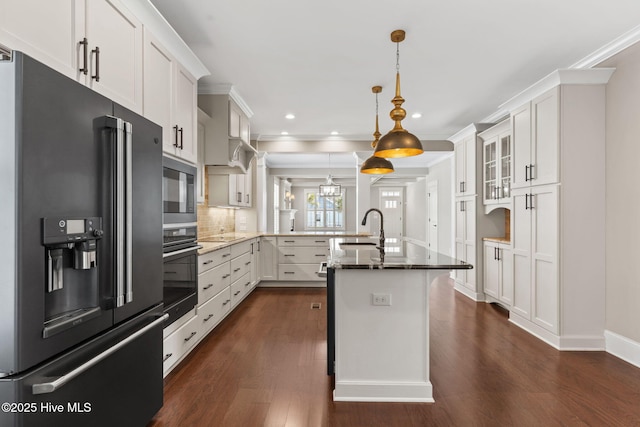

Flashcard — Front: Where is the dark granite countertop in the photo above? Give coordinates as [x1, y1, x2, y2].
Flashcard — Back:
[327, 237, 473, 270]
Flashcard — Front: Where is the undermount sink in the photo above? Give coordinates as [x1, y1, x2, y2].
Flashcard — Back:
[339, 242, 379, 250]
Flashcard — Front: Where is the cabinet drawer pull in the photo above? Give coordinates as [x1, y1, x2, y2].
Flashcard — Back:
[163, 353, 173, 363]
[222, 274, 231, 279]
[203, 284, 213, 290]
[222, 299, 230, 306]
[179, 127, 184, 149]
[222, 253, 231, 258]
[91, 46, 100, 81]
[245, 261, 251, 266]
[284, 240, 295, 243]
[315, 240, 327, 243]
[184, 331, 197, 342]
[203, 314, 214, 322]
[173, 125, 180, 148]
[245, 282, 250, 287]
[79, 38, 88, 75]
[315, 254, 326, 257]
[284, 271, 295, 275]
[234, 290, 241, 296]
[203, 260, 213, 265]
[233, 268, 241, 272]
[284, 254, 295, 257]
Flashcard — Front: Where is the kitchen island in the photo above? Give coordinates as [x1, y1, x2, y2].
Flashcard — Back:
[327, 237, 472, 402]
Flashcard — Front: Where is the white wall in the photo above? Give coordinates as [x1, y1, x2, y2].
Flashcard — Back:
[601, 42, 640, 343]
[405, 178, 427, 243]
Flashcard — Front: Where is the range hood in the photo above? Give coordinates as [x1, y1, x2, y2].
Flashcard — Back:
[198, 93, 257, 174]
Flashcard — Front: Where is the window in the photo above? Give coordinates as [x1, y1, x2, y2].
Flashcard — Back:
[304, 189, 345, 230]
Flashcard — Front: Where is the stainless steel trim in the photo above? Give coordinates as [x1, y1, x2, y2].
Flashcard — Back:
[162, 245, 202, 259]
[115, 116, 126, 307]
[32, 314, 169, 395]
[163, 222, 198, 230]
[124, 121, 133, 304]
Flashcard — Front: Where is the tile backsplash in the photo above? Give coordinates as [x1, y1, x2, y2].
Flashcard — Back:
[197, 204, 235, 237]
[197, 166, 235, 237]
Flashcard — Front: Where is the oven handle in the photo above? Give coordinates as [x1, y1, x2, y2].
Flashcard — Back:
[163, 245, 203, 259]
[32, 314, 169, 395]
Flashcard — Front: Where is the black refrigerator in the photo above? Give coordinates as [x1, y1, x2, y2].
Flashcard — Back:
[0, 52, 165, 426]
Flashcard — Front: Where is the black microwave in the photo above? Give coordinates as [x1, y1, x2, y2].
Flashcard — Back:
[162, 156, 197, 225]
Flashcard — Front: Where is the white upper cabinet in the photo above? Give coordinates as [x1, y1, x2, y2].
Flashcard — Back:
[1, 0, 143, 113]
[511, 87, 559, 189]
[480, 119, 512, 207]
[143, 29, 197, 164]
[84, 0, 143, 112]
[143, 30, 173, 151]
[454, 135, 477, 197]
[173, 63, 197, 164]
[0, 0, 83, 79]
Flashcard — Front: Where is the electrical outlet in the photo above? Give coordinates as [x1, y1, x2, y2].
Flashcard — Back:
[372, 293, 391, 306]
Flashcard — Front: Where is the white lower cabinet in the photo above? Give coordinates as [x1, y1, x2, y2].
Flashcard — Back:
[483, 241, 513, 306]
[259, 237, 278, 280]
[163, 239, 256, 377]
[162, 313, 199, 376]
[511, 184, 558, 333]
[198, 287, 231, 336]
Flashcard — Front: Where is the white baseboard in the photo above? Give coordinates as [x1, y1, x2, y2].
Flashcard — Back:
[333, 381, 434, 403]
[453, 282, 485, 301]
[605, 330, 640, 368]
[257, 281, 325, 288]
[509, 314, 605, 350]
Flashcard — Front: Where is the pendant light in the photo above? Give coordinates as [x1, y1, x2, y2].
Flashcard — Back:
[361, 86, 394, 174]
[319, 153, 341, 196]
[374, 29, 424, 159]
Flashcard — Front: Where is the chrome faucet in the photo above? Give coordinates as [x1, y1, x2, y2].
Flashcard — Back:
[361, 208, 385, 250]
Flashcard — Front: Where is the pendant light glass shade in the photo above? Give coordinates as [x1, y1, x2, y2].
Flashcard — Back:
[361, 86, 394, 174]
[320, 154, 342, 195]
[374, 30, 423, 159]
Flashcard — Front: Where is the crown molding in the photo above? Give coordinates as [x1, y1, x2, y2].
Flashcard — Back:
[498, 68, 615, 113]
[198, 83, 254, 118]
[571, 24, 640, 69]
[448, 123, 495, 143]
[120, 0, 209, 79]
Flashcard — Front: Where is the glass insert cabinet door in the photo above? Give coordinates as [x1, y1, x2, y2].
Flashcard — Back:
[482, 123, 512, 205]
[500, 134, 511, 199]
[484, 139, 497, 203]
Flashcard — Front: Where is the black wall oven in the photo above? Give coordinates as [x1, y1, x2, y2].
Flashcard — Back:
[163, 156, 196, 225]
[162, 225, 199, 328]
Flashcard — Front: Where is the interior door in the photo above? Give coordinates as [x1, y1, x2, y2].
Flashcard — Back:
[379, 187, 404, 255]
[427, 181, 438, 253]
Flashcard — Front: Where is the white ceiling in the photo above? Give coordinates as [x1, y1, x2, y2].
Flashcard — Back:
[150, 0, 640, 170]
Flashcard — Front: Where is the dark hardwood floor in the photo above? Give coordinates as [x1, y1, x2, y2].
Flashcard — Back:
[148, 276, 640, 426]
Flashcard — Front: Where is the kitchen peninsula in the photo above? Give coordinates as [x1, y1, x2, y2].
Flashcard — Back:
[327, 237, 472, 402]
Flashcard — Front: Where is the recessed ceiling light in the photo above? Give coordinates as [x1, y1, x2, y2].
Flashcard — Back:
[331, 131, 339, 135]
[285, 114, 295, 119]
[412, 113, 422, 119]
[281, 131, 289, 135]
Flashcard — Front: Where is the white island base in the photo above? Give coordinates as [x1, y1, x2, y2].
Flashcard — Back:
[333, 269, 446, 403]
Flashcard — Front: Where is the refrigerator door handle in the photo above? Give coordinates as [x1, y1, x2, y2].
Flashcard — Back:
[124, 120, 133, 304]
[102, 115, 133, 307]
[32, 314, 168, 395]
